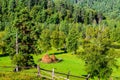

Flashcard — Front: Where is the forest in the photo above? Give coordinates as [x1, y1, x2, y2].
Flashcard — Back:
[0, 0, 120, 80]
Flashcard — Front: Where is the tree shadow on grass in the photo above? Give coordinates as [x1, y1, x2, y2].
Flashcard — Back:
[49, 51, 66, 55]
[39, 77, 51, 80]
[0, 53, 9, 57]
[49, 51, 67, 55]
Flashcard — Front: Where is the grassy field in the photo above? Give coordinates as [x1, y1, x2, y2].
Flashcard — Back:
[0, 48, 120, 80]
[0, 52, 86, 80]
[34, 53, 86, 76]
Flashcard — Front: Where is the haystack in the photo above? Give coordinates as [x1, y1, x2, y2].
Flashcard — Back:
[51, 54, 57, 62]
[41, 54, 52, 63]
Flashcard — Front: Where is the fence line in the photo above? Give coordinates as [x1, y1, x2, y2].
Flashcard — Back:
[0, 65, 89, 80]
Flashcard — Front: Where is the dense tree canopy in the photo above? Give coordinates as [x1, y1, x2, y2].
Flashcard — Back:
[0, 0, 120, 79]
[79, 27, 118, 79]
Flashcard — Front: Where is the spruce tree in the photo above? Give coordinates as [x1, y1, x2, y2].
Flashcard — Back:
[79, 28, 118, 79]
[5, 8, 36, 68]
[50, 29, 66, 50]
[40, 29, 51, 52]
[66, 26, 79, 54]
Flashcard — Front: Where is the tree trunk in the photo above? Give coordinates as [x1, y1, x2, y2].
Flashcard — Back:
[98, 77, 100, 80]
[16, 32, 18, 72]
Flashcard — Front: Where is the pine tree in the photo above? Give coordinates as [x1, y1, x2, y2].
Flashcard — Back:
[66, 26, 79, 54]
[79, 27, 118, 79]
[5, 8, 36, 68]
[50, 28, 66, 50]
[40, 29, 51, 52]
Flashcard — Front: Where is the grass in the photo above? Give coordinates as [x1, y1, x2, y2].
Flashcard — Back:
[0, 48, 120, 80]
[112, 58, 120, 78]
[0, 72, 44, 80]
[0, 56, 14, 72]
[33, 48, 86, 76]
[34, 53, 86, 76]
[0, 51, 86, 80]
[0, 56, 12, 66]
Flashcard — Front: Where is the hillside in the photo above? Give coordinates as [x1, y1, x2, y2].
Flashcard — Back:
[0, 0, 120, 80]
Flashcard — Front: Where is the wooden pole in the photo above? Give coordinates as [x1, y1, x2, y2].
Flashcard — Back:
[52, 68, 54, 80]
[86, 74, 90, 80]
[16, 32, 18, 72]
[37, 65, 41, 77]
[66, 71, 70, 80]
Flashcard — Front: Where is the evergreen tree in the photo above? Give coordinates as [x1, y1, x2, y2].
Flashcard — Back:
[59, 20, 69, 36]
[5, 8, 36, 68]
[66, 26, 79, 54]
[51, 29, 66, 50]
[79, 28, 118, 79]
[110, 27, 120, 42]
[8, 0, 16, 12]
[40, 29, 51, 52]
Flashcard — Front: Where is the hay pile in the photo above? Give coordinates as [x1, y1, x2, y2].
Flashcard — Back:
[41, 54, 58, 63]
[51, 54, 57, 62]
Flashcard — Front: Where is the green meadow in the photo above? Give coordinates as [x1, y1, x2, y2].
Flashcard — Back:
[0, 48, 120, 80]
